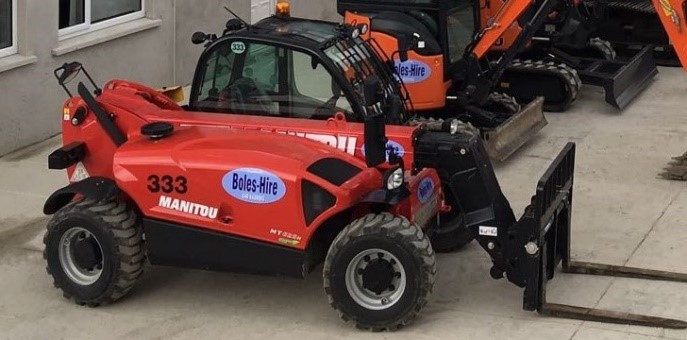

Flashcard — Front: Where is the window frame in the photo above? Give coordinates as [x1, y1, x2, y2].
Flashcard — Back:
[58, 0, 145, 40]
[0, 0, 18, 58]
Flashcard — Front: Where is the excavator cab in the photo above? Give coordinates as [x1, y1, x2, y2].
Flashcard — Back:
[338, 0, 496, 109]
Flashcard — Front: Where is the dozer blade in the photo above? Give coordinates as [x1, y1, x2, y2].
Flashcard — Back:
[484, 97, 547, 161]
[577, 45, 658, 110]
[659, 152, 687, 181]
[513, 143, 687, 329]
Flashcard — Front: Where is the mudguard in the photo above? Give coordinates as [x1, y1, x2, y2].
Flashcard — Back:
[43, 177, 120, 215]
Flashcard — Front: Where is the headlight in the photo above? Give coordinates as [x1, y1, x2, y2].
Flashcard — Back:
[385, 167, 404, 190]
[449, 119, 460, 134]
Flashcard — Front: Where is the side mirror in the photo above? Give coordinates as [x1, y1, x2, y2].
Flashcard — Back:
[364, 113, 387, 167]
[192, 32, 208, 45]
[55, 62, 83, 86]
[225, 18, 244, 33]
[53, 61, 100, 98]
[397, 34, 412, 62]
[362, 75, 382, 106]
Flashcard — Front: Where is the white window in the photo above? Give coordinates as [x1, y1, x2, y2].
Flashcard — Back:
[0, 0, 17, 57]
[59, 0, 145, 39]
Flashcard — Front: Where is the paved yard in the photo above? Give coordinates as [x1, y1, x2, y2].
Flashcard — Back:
[0, 67, 686, 340]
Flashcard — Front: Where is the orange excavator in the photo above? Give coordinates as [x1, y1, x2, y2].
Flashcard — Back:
[333, 0, 571, 159]
[337, 0, 685, 112]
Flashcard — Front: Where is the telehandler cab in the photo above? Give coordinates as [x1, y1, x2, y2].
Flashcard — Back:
[43, 60, 687, 330]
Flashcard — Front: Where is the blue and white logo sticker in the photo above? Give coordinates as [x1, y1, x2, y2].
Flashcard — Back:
[222, 168, 286, 204]
[417, 177, 435, 204]
[395, 60, 432, 84]
[361, 140, 406, 160]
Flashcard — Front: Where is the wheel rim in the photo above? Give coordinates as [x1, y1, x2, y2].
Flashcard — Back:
[345, 248, 407, 311]
[58, 227, 104, 286]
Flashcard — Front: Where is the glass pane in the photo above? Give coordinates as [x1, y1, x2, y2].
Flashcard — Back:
[0, 0, 11, 49]
[447, 3, 475, 63]
[225, 42, 280, 116]
[196, 43, 237, 108]
[242, 44, 278, 93]
[92, 0, 141, 23]
[59, 0, 86, 29]
[292, 50, 353, 119]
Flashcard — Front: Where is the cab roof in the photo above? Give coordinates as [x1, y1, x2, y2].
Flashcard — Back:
[242, 16, 344, 49]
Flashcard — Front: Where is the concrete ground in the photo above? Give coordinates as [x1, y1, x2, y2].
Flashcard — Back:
[0, 67, 686, 340]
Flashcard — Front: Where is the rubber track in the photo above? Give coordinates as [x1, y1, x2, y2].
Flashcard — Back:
[507, 59, 582, 111]
[596, 0, 657, 14]
[589, 37, 617, 60]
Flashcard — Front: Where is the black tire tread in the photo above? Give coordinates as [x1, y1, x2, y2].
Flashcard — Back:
[323, 213, 436, 331]
[43, 199, 145, 306]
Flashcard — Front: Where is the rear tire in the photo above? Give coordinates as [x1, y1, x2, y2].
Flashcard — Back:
[428, 195, 474, 253]
[44, 198, 145, 306]
[429, 225, 474, 253]
[323, 213, 436, 331]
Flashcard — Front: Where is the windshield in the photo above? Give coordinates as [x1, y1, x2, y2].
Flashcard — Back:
[323, 37, 410, 123]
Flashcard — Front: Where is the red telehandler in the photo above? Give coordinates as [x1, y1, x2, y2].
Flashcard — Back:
[42, 15, 687, 330]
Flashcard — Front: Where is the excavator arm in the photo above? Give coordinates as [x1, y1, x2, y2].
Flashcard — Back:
[460, 0, 560, 103]
[651, 0, 687, 69]
[471, 0, 542, 58]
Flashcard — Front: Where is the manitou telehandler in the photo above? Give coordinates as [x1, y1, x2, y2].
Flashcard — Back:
[43, 45, 687, 331]
[337, 0, 665, 111]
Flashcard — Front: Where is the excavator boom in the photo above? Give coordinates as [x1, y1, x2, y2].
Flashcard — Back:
[650, 0, 687, 69]
[472, 0, 535, 58]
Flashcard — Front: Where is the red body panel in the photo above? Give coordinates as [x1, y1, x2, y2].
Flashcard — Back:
[60, 81, 444, 250]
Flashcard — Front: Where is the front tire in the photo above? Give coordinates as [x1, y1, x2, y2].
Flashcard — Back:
[44, 199, 145, 306]
[323, 213, 436, 331]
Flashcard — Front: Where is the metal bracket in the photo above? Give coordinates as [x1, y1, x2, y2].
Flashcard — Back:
[518, 143, 687, 329]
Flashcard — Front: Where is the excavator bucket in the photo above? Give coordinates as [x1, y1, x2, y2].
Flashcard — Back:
[575, 45, 659, 110]
[659, 152, 687, 181]
[484, 97, 547, 161]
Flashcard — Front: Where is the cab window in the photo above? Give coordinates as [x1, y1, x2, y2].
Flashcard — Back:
[193, 40, 354, 120]
[291, 49, 353, 119]
[446, 0, 476, 63]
